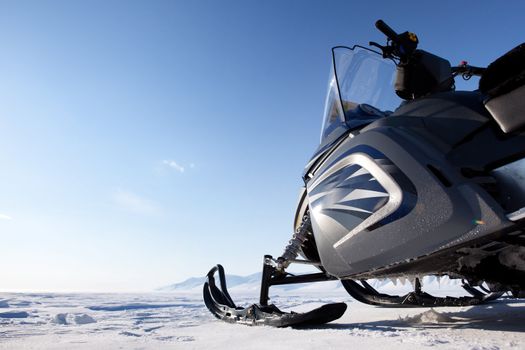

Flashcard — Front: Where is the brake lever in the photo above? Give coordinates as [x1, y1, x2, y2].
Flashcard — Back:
[369, 41, 395, 59]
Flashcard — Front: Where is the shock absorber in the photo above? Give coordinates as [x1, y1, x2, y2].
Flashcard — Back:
[277, 211, 312, 270]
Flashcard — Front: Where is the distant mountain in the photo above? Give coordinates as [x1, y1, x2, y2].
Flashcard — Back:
[157, 272, 262, 292]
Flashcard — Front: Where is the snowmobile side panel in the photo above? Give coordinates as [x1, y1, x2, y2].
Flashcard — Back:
[491, 158, 525, 213]
[372, 91, 491, 148]
[306, 126, 513, 278]
[448, 124, 525, 173]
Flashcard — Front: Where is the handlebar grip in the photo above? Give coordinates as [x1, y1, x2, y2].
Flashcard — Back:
[375, 20, 400, 43]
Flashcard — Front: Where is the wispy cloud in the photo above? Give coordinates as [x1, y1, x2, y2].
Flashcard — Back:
[112, 190, 161, 215]
[0, 213, 12, 220]
[162, 160, 185, 173]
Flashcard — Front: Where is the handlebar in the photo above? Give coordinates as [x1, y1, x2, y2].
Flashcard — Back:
[452, 65, 486, 79]
[370, 19, 487, 99]
[375, 20, 400, 44]
[373, 19, 418, 61]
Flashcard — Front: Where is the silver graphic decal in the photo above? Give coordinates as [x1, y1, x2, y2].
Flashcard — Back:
[333, 153, 402, 247]
[308, 152, 402, 248]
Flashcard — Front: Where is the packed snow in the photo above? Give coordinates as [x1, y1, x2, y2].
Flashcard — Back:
[0, 278, 523, 349]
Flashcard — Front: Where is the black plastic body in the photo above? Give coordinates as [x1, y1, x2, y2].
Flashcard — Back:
[301, 90, 525, 289]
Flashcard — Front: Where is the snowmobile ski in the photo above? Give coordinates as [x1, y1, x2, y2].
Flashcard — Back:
[203, 265, 347, 327]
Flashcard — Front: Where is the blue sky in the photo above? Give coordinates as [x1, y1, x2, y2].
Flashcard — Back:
[1, 0, 524, 292]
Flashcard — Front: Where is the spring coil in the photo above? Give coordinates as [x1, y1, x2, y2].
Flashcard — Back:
[278, 211, 311, 269]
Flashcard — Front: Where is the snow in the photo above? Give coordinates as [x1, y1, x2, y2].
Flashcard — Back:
[400, 309, 454, 324]
[73, 314, 96, 325]
[86, 303, 184, 311]
[0, 286, 523, 349]
[498, 246, 525, 271]
[51, 313, 68, 325]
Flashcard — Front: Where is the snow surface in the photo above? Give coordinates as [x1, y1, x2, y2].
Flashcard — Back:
[0, 281, 524, 349]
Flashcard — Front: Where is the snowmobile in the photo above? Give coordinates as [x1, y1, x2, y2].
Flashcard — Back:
[203, 20, 525, 327]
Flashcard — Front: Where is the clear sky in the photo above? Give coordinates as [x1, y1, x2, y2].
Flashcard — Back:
[1, 0, 524, 292]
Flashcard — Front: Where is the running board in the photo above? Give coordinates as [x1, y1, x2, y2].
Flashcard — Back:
[341, 279, 502, 307]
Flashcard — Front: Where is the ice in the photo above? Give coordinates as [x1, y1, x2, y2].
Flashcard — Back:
[87, 303, 184, 311]
[119, 331, 142, 337]
[0, 311, 28, 318]
[499, 246, 525, 271]
[74, 314, 96, 325]
[0, 291, 522, 349]
[52, 313, 68, 325]
[400, 309, 454, 324]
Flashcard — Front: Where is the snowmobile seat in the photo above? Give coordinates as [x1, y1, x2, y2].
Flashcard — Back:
[480, 43, 525, 133]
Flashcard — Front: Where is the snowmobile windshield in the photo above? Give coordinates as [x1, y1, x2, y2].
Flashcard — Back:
[320, 46, 401, 143]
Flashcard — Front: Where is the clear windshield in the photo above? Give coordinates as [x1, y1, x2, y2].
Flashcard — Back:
[320, 46, 401, 143]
